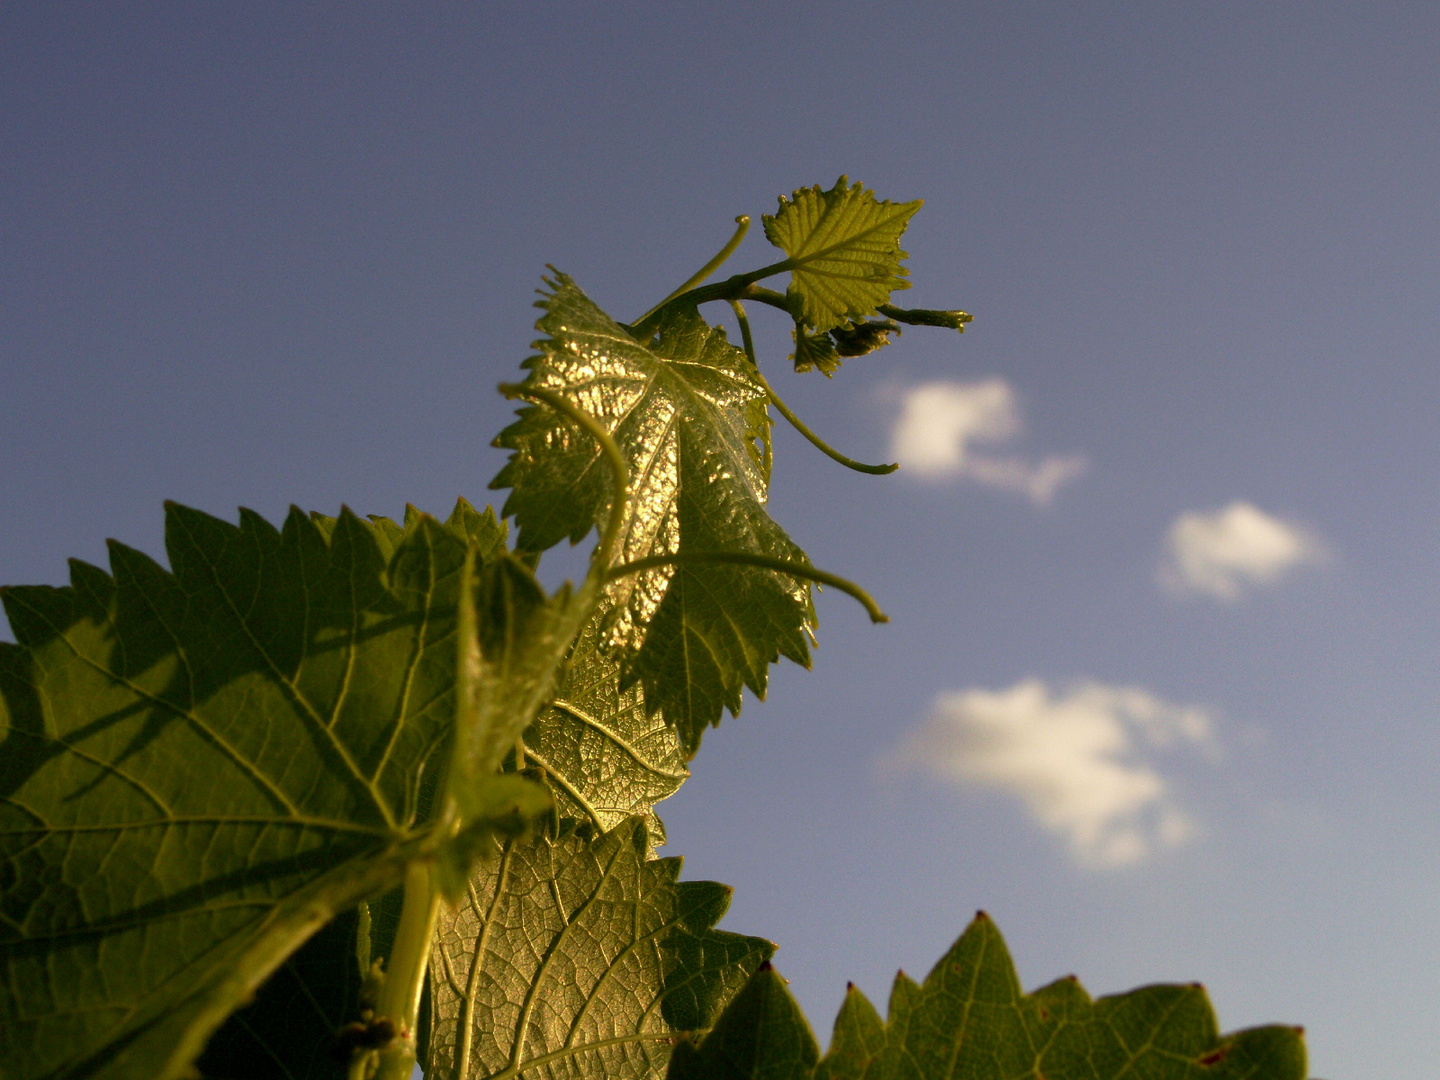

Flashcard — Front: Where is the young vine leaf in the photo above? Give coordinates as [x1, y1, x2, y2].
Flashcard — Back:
[426, 818, 773, 1080]
[673, 913, 1309, 1080]
[492, 274, 815, 754]
[0, 502, 556, 1080]
[762, 177, 921, 334]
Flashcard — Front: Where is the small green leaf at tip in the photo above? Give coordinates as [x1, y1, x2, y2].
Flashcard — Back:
[763, 177, 921, 333]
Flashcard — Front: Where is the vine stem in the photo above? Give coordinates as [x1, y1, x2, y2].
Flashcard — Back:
[373, 860, 441, 1080]
[605, 551, 889, 624]
[727, 300, 898, 476]
[633, 215, 751, 327]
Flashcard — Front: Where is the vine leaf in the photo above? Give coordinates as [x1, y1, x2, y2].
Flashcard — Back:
[668, 963, 818, 1080]
[0, 501, 557, 1080]
[791, 320, 900, 377]
[523, 609, 688, 846]
[677, 913, 1309, 1080]
[492, 274, 816, 754]
[194, 905, 373, 1080]
[762, 177, 921, 334]
[426, 817, 773, 1080]
[791, 326, 841, 376]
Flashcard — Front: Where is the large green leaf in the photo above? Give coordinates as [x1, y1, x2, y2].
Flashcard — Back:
[762, 178, 920, 334]
[194, 904, 372, 1080]
[0, 502, 559, 1080]
[522, 610, 688, 845]
[674, 914, 1308, 1080]
[492, 274, 816, 753]
[193, 500, 582, 1079]
[426, 817, 773, 1080]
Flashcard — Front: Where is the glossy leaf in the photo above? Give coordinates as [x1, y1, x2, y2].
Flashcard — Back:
[492, 275, 815, 752]
[762, 178, 920, 333]
[678, 913, 1308, 1080]
[426, 817, 773, 1080]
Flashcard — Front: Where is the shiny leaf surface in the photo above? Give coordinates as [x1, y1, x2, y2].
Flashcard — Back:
[492, 275, 815, 752]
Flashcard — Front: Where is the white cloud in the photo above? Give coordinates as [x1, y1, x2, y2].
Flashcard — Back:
[888, 679, 1216, 867]
[888, 379, 1086, 504]
[1159, 501, 1324, 601]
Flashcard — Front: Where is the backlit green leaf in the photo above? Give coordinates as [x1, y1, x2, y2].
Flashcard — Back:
[522, 609, 688, 845]
[425, 818, 773, 1080]
[491, 274, 816, 753]
[762, 178, 920, 334]
[679, 913, 1308, 1080]
[0, 502, 565, 1080]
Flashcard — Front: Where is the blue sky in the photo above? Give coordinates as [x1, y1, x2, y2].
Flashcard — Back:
[4, 5, 1439, 1076]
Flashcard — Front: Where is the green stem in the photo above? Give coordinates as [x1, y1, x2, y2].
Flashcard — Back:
[631, 258, 794, 339]
[726, 299, 897, 477]
[373, 860, 441, 1080]
[738, 284, 793, 315]
[763, 374, 899, 476]
[498, 382, 630, 571]
[634, 215, 751, 327]
[605, 551, 889, 623]
[725, 300, 773, 478]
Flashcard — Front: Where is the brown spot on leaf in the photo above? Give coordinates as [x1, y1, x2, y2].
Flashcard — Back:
[1196, 1046, 1228, 1067]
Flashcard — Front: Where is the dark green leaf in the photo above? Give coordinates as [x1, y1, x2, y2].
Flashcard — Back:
[0, 502, 565, 1080]
[425, 818, 773, 1080]
[491, 275, 816, 752]
[762, 178, 920, 333]
[195, 906, 370, 1080]
[668, 964, 819, 1080]
[687, 914, 1308, 1080]
[0, 506, 455, 1080]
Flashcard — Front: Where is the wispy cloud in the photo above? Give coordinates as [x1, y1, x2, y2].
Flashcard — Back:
[888, 679, 1216, 867]
[1159, 501, 1324, 601]
[888, 379, 1086, 505]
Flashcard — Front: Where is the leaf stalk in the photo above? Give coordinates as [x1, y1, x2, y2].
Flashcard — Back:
[372, 859, 441, 1080]
[726, 299, 897, 476]
[634, 215, 751, 326]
